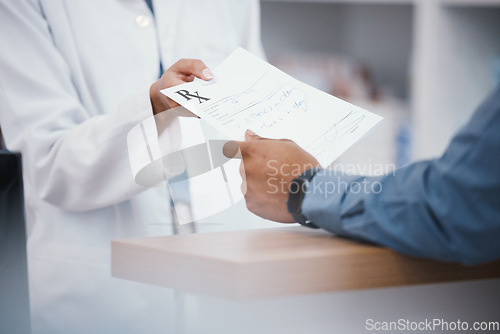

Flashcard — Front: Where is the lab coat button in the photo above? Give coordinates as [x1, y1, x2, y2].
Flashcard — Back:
[136, 15, 151, 28]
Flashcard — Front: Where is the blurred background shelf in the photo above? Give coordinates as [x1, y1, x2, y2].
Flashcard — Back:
[440, 0, 500, 7]
[413, 3, 500, 158]
[264, 0, 414, 4]
[264, 0, 500, 6]
[260, 0, 500, 167]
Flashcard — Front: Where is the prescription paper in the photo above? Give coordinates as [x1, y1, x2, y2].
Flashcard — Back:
[161, 48, 383, 167]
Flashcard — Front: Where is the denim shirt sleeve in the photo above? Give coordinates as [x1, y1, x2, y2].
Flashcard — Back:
[302, 86, 500, 265]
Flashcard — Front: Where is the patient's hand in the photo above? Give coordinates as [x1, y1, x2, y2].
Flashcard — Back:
[150, 59, 213, 115]
[226, 130, 320, 223]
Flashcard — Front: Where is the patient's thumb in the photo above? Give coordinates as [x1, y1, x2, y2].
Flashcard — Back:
[245, 129, 262, 141]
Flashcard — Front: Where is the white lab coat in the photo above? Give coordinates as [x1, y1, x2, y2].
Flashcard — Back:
[0, 1, 264, 333]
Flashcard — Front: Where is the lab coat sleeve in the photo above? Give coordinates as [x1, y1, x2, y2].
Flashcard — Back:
[0, 0, 159, 211]
[302, 86, 500, 265]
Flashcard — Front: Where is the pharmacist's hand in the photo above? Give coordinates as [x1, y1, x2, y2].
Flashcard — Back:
[224, 130, 320, 223]
[149, 59, 214, 115]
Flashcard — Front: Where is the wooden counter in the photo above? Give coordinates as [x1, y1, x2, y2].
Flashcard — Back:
[111, 227, 500, 299]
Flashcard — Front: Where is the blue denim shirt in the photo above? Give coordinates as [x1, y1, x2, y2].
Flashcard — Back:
[302, 86, 500, 265]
